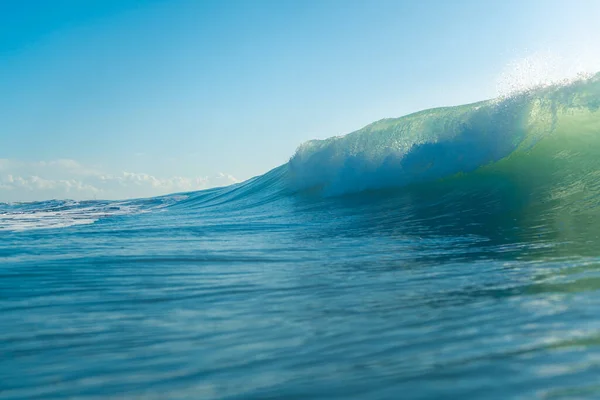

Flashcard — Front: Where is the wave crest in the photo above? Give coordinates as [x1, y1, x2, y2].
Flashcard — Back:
[287, 73, 600, 196]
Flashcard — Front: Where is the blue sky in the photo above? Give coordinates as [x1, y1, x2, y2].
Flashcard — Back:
[1, 0, 599, 201]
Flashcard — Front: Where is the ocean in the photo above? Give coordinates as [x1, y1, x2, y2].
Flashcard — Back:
[2, 74, 600, 399]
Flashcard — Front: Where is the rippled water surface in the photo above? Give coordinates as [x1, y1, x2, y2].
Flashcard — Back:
[2, 175, 600, 400]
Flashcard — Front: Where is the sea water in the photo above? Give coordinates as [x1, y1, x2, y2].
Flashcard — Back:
[2, 74, 600, 399]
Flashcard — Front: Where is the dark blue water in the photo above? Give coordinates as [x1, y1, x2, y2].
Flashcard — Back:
[3, 76, 600, 399]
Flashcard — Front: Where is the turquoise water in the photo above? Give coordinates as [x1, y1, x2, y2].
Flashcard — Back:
[2, 75, 600, 399]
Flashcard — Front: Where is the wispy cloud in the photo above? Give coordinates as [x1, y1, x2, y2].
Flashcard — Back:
[0, 159, 239, 202]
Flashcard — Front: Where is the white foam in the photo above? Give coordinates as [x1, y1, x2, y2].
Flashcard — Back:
[0, 194, 189, 232]
[0, 206, 129, 231]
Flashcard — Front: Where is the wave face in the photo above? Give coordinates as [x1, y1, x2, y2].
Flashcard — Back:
[288, 72, 600, 195]
[2, 74, 600, 400]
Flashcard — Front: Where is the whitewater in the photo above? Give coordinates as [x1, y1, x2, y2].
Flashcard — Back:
[2, 73, 600, 399]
